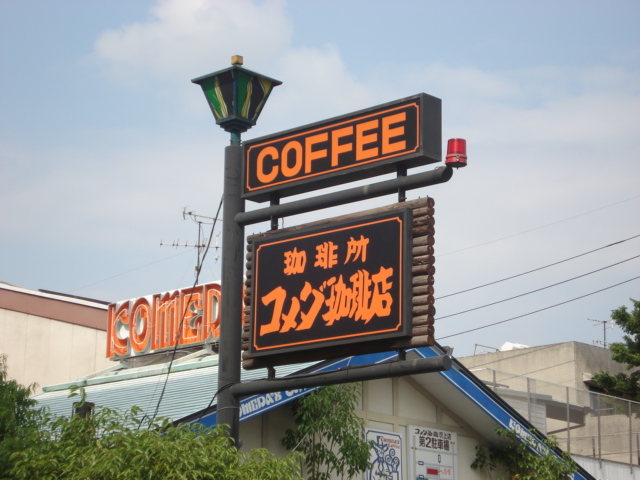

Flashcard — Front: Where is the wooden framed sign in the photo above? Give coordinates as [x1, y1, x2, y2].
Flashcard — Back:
[243, 197, 438, 369]
[249, 209, 412, 357]
[242, 93, 441, 202]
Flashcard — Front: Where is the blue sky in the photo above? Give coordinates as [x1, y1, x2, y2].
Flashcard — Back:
[1, 0, 639, 356]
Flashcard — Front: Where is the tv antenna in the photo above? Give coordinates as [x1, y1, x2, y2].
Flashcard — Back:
[160, 207, 222, 276]
[589, 318, 615, 348]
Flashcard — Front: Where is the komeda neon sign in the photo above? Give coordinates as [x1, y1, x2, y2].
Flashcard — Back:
[106, 282, 221, 359]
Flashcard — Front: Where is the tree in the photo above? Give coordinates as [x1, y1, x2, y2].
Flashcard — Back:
[1, 360, 302, 480]
[282, 383, 372, 480]
[0, 354, 44, 479]
[471, 428, 577, 480]
[592, 298, 640, 401]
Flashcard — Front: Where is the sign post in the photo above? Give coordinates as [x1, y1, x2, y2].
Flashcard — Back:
[192, 57, 460, 447]
[192, 57, 281, 445]
[216, 144, 244, 443]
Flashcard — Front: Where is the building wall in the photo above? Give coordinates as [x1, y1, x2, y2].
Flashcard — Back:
[0, 284, 112, 394]
[240, 376, 497, 479]
[459, 341, 640, 470]
[574, 455, 640, 480]
[459, 342, 628, 391]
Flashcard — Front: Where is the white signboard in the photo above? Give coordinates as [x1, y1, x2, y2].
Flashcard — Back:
[366, 428, 403, 480]
[408, 426, 457, 480]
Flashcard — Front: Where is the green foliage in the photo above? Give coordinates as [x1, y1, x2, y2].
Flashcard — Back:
[592, 298, 640, 401]
[1, 358, 302, 480]
[10, 398, 302, 479]
[282, 383, 372, 480]
[0, 354, 44, 479]
[471, 428, 577, 480]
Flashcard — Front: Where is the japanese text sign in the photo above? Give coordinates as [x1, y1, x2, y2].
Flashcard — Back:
[408, 426, 458, 480]
[242, 93, 441, 202]
[249, 210, 412, 358]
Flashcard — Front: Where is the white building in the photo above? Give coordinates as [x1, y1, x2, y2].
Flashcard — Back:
[0, 282, 111, 394]
[459, 341, 640, 479]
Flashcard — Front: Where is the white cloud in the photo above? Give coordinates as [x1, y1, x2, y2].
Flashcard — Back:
[7, 0, 638, 312]
[267, 44, 378, 127]
[92, 0, 291, 87]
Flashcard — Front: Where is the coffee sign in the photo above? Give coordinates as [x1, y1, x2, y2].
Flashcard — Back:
[243, 93, 441, 202]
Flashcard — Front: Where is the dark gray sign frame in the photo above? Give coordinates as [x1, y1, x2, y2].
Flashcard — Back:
[242, 93, 441, 202]
[248, 208, 413, 360]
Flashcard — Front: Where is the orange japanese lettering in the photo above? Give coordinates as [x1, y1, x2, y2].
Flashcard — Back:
[315, 241, 338, 269]
[322, 267, 394, 325]
[344, 235, 369, 263]
[296, 282, 325, 331]
[260, 286, 287, 336]
[284, 247, 307, 275]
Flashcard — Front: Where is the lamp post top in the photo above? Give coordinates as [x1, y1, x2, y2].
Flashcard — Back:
[191, 57, 281, 144]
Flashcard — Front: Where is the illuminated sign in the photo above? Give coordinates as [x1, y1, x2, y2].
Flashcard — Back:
[243, 93, 441, 201]
[106, 282, 221, 359]
[248, 210, 412, 358]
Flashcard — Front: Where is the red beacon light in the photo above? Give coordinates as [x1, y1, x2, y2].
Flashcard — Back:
[445, 138, 467, 168]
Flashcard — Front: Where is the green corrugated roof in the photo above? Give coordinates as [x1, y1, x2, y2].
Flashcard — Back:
[34, 350, 317, 422]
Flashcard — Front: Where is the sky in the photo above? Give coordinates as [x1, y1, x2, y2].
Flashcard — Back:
[1, 0, 639, 358]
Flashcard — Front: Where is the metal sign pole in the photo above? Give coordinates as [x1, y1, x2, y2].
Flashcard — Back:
[217, 144, 244, 446]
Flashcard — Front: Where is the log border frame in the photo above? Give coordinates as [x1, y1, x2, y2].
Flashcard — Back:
[242, 196, 436, 370]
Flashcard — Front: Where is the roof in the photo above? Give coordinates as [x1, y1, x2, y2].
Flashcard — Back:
[0, 282, 108, 331]
[34, 349, 317, 422]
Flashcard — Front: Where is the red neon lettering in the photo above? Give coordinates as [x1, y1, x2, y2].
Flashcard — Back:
[107, 303, 129, 357]
[180, 290, 203, 344]
[106, 282, 225, 359]
[130, 298, 152, 353]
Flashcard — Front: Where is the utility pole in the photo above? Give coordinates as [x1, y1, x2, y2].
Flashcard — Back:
[590, 318, 615, 348]
[160, 208, 222, 277]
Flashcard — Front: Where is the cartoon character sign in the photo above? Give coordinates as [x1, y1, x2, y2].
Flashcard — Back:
[366, 429, 402, 480]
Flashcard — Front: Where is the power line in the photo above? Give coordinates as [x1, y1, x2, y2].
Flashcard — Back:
[68, 249, 193, 294]
[438, 194, 640, 258]
[436, 254, 640, 321]
[437, 233, 640, 300]
[439, 275, 640, 340]
[149, 196, 224, 424]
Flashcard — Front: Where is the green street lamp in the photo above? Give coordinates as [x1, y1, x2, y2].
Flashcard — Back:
[192, 56, 280, 446]
[191, 55, 282, 145]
